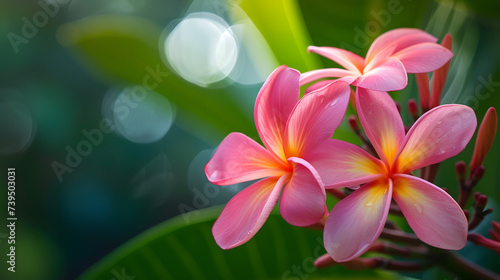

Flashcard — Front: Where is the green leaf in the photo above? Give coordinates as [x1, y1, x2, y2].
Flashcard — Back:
[235, 0, 322, 72]
[78, 206, 397, 280]
[57, 15, 255, 144]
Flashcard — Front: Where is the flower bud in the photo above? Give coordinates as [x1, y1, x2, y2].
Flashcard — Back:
[455, 161, 466, 185]
[490, 221, 500, 241]
[349, 87, 357, 112]
[348, 115, 360, 133]
[469, 165, 486, 189]
[489, 229, 500, 242]
[492, 221, 500, 232]
[341, 258, 380, 270]
[470, 107, 497, 173]
[468, 233, 500, 253]
[415, 73, 430, 112]
[408, 99, 419, 122]
[430, 34, 452, 108]
[474, 193, 488, 210]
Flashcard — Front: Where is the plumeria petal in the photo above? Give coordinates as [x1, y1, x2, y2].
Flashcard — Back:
[255, 65, 300, 160]
[205, 133, 287, 185]
[356, 88, 405, 166]
[299, 68, 358, 86]
[363, 44, 397, 73]
[213, 175, 288, 249]
[366, 28, 437, 63]
[324, 179, 393, 262]
[392, 174, 468, 250]
[395, 104, 477, 173]
[280, 157, 326, 227]
[308, 46, 365, 74]
[304, 80, 334, 95]
[352, 57, 407, 91]
[305, 139, 385, 188]
[392, 42, 453, 73]
[284, 80, 350, 157]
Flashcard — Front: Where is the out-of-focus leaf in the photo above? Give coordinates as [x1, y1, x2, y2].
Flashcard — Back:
[235, 0, 322, 72]
[57, 15, 255, 144]
[298, 0, 433, 66]
[78, 206, 398, 280]
[459, 0, 500, 19]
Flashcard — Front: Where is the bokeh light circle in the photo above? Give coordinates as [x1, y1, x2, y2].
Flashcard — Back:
[164, 12, 238, 87]
[108, 86, 175, 144]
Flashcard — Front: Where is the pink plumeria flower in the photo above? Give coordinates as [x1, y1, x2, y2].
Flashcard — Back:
[205, 65, 350, 249]
[306, 88, 476, 262]
[300, 28, 453, 92]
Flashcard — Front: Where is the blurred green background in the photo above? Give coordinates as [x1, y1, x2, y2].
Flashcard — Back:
[1, 0, 499, 279]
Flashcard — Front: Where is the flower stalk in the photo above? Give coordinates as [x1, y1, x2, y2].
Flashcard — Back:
[468, 193, 493, 230]
[440, 250, 500, 280]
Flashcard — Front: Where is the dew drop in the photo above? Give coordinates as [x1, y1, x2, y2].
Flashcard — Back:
[414, 203, 423, 215]
[439, 147, 446, 154]
[437, 120, 442, 124]
[325, 100, 338, 109]
[365, 202, 374, 207]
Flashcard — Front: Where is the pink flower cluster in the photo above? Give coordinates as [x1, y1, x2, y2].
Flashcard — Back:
[205, 28, 479, 262]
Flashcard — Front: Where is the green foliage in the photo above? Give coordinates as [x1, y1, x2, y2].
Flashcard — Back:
[78, 206, 397, 280]
[237, 0, 322, 72]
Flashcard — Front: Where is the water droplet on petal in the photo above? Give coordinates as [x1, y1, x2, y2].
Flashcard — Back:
[210, 170, 219, 180]
[414, 203, 423, 215]
[437, 120, 442, 124]
[439, 147, 446, 154]
[365, 202, 374, 207]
